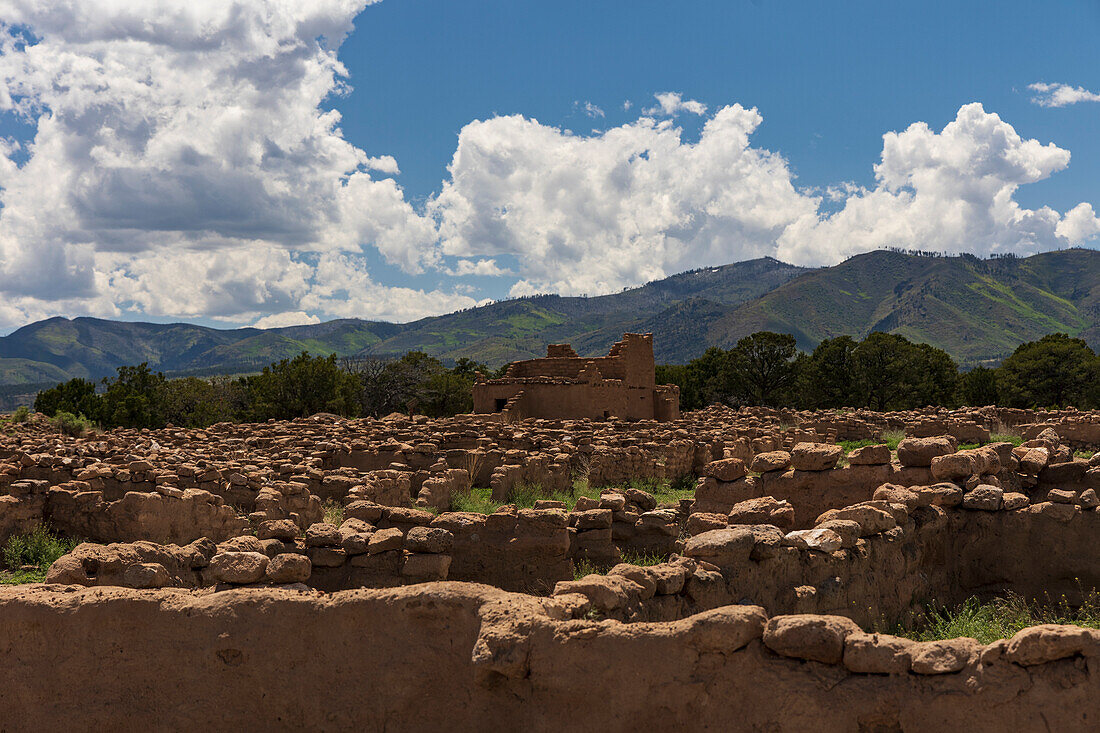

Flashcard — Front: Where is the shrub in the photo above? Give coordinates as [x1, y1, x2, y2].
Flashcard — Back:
[246, 352, 359, 421]
[157, 375, 249, 428]
[956, 366, 998, 406]
[52, 411, 94, 437]
[997, 334, 1099, 409]
[2, 526, 77, 571]
[34, 377, 101, 420]
[11, 405, 29, 423]
[99, 363, 166, 429]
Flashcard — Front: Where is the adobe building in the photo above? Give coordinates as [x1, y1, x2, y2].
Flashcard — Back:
[473, 333, 680, 422]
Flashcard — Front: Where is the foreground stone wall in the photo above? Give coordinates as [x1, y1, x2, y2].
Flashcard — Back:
[0, 583, 1097, 732]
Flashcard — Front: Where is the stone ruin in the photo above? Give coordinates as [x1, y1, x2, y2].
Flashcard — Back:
[472, 332, 681, 421]
[2, 404, 1100, 728]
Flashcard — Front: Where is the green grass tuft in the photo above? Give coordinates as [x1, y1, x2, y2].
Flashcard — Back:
[880, 430, 906, 450]
[451, 476, 694, 516]
[878, 591, 1100, 644]
[620, 476, 695, 506]
[0, 568, 51, 585]
[573, 558, 601, 580]
[571, 550, 670, 581]
[618, 550, 665, 566]
[450, 482, 603, 514]
[450, 487, 501, 514]
[840, 430, 905, 454]
[990, 432, 1023, 447]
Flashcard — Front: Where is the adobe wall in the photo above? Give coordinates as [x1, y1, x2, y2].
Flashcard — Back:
[0, 584, 1097, 732]
[473, 333, 674, 421]
[43, 493, 678, 594]
[41, 480, 1100, 628]
[740, 405, 1100, 451]
[1024, 420, 1100, 451]
[7, 413, 1100, 729]
[555, 505, 1100, 628]
[2, 479, 250, 545]
[692, 436, 1097, 529]
[505, 357, 589, 379]
[502, 333, 655, 387]
[473, 380, 659, 421]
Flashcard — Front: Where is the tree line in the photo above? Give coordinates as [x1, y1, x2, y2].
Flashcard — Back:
[656, 332, 1100, 411]
[30, 331, 1100, 431]
[33, 351, 503, 430]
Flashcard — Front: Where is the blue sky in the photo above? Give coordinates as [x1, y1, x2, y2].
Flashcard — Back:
[0, 0, 1097, 331]
[343, 0, 1099, 213]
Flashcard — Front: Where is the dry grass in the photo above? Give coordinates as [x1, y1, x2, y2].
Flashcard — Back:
[321, 499, 344, 526]
[461, 450, 485, 491]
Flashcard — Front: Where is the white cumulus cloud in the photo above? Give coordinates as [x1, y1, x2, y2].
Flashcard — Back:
[431, 104, 818, 296]
[430, 101, 1098, 296]
[777, 103, 1090, 264]
[253, 311, 322, 329]
[1056, 203, 1100, 243]
[0, 0, 459, 328]
[445, 259, 511, 277]
[1028, 82, 1100, 108]
[644, 92, 708, 116]
[578, 101, 604, 118]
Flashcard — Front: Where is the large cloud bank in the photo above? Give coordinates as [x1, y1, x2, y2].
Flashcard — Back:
[0, 0, 472, 327]
[436, 101, 1099, 297]
[0, 1, 1096, 329]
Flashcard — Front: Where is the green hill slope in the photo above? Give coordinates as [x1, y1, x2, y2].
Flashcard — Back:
[359, 258, 809, 361]
[714, 249, 1098, 364]
[0, 317, 400, 383]
[0, 249, 1095, 385]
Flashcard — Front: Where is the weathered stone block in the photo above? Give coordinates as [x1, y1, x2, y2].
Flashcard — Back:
[404, 526, 454, 554]
[750, 451, 791, 473]
[266, 553, 311, 583]
[897, 437, 955, 467]
[683, 527, 754, 566]
[763, 614, 860, 664]
[209, 552, 268, 584]
[843, 632, 914, 674]
[790, 443, 843, 471]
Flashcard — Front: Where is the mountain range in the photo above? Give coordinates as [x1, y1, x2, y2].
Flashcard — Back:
[1, 248, 1096, 392]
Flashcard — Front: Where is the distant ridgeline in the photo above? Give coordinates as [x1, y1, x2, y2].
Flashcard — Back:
[0, 248, 1096, 404]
